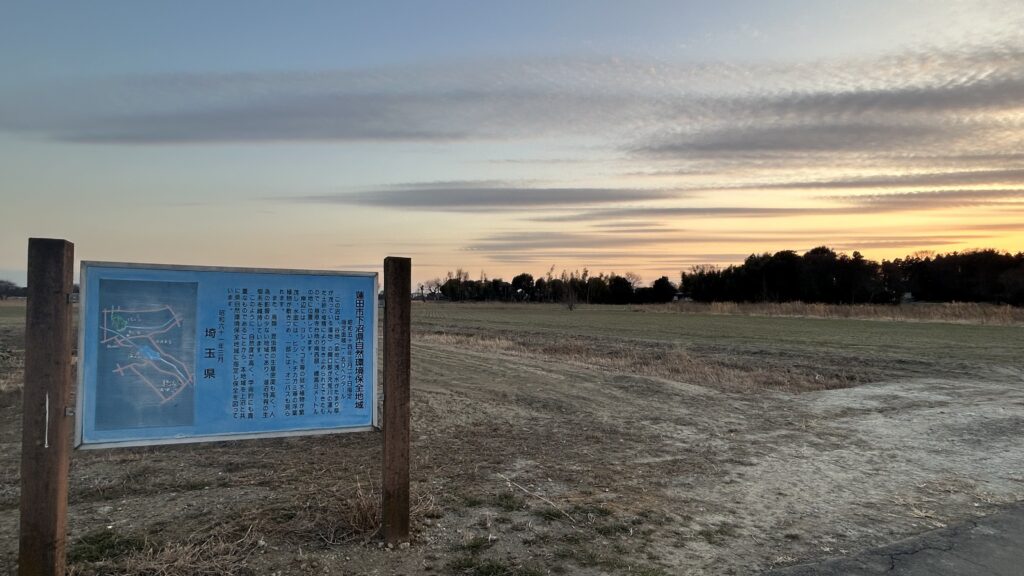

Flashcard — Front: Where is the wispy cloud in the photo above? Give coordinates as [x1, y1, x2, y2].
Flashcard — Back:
[759, 168, 1024, 190]
[0, 68, 639, 143]
[826, 188, 1024, 208]
[532, 188, 1024, 222]
[637, 122, 953, 156]
[465, 229, 993, 265]
[630, 53, 1024, 161]
[59, 96, 470, 143]
[481, 158, 594, 165]
[750, 74, 1024, 117]
[467, 231, 676, 252]
[485, 251, 753, 267]
[597, 226, 678, 234]
[3, 46, 1023, 159]
[532, 206, 848, 222]
[960, 221, 1024, 232]
[298, 180, 682, 210]
[830, 237, 988, 249]
[467, 230, 989, 253]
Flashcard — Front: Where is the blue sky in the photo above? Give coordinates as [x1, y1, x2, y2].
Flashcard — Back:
[2, 1, 1022, 285]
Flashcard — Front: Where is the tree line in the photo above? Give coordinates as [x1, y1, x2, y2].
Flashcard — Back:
[423, 248, 1024, 306]
[4, 247, 1020, 306]
[422, 267, 679, 306]
[682, 247, 1024, 305]
[0, 280, 26, 300]
[0, 281, 78, 300]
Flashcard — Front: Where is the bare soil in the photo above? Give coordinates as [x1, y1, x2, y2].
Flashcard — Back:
[1, 301, 1022, 575]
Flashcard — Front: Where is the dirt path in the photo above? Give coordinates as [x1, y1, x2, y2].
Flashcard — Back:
[767, 502, 1024, 575]
[407, 336, 1024, 574]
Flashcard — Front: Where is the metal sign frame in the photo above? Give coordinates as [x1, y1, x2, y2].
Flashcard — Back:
[76, 261, 380, 449]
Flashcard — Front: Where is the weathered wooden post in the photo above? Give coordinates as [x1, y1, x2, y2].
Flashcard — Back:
[382, 256, 411, 545]
[19, 238, 75, 576]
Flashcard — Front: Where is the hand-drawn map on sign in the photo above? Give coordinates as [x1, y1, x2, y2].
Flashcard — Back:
[96, 280, 197, 430]
[78, 263, 378, 448]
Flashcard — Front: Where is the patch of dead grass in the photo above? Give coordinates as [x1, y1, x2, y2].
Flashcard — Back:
[241, 476, 439, 546]
[65, 474, 441, 574]
[647, 301, 1024, 325]
[68, 524, 260, 576]
[416, 331, 852, 392]
[0, 352, 22, 395]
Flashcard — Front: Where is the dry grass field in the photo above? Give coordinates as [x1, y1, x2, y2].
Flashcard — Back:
[653, 300, 1024, 325]
[1, 299, 1022, 575]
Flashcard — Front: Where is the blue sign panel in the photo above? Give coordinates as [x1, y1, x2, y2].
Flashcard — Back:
[77, 263, 377, 448]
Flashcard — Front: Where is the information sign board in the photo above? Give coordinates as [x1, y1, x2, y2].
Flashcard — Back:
[76, 262, 377, 448]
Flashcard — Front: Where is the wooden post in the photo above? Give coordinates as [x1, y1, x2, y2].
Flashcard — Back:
[382, 256, 411, 545]
[19, 239, 74, 576]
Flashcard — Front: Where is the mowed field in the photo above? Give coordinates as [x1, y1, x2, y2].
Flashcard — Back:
[1, 300, 1023, 575]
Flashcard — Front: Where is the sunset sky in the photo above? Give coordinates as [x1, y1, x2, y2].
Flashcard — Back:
[2, 1, 1023, 286]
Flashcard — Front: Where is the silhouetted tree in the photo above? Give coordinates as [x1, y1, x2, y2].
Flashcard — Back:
[0, 280, 17, 300]
[608, 275, 634, 304]
[586, 275, 609, 304]
[651, 276, 677, 303]
[511, 273, 534, 300]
